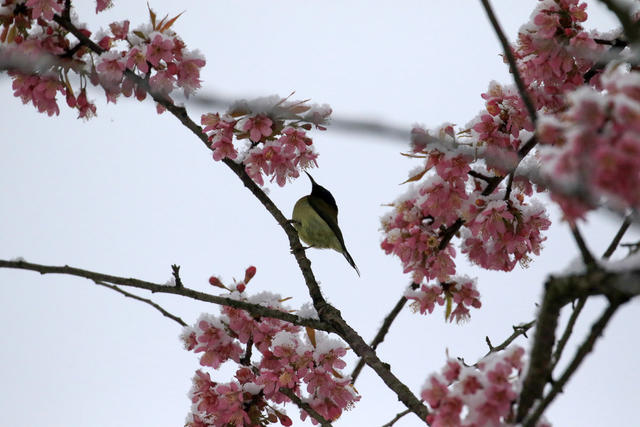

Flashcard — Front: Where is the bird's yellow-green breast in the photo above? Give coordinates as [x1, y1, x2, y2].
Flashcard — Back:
[292, 196, 342, 251]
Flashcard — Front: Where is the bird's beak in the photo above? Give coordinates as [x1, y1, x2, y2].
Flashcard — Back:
[304, 170, 316, 185]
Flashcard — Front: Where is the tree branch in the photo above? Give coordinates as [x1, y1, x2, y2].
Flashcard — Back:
[350, 285, 415, 384]
[597, 0, 640, 45]
[523, 299, 624, 427]
[479, 0, 537, 127]
[381, 409, 412, 427]
[602, 216, 632, 259]
[516, 268, 637, 421]
[550, 296, 586, 371]
[570, 224, 597, 269]
[39, 13, 433, 421]
[279, 388, 333, 427]
[482, 320, 535, 360]
[0, 259, 333, 332]
[94, 280, 187, 327]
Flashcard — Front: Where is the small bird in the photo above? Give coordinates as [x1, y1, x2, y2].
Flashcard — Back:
[292, 172, 360, 276]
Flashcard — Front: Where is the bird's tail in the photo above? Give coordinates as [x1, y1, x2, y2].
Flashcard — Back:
[342, 248, 360, 276]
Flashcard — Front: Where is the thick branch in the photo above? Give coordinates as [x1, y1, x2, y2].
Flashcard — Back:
[516, 268, 637, 421]
[0, 259, 333, 332]
[523, 299, 624, 427]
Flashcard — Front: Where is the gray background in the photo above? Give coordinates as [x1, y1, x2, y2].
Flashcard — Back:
[1, 1, 638, 426]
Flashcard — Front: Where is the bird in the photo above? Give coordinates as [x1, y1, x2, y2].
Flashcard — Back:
[291, 171, 360, 276]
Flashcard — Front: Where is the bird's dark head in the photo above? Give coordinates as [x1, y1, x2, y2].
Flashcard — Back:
[305, 171, 338, 211]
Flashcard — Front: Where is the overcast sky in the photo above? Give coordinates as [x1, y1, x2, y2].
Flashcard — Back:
[1, 1, 638, 426]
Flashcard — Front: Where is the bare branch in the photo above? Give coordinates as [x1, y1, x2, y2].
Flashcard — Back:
[0, 259, 333, 332]
[602, 216, 632, 259]
[523, 299, 624, 427]
[482, 320, 536, 360]
[550, 296, 586, 371]
[570, 225, 597, 269]
[279, 388, 333, 427]
[351, 285, 415, 384]
[381, 409, 412, 427]
[94, 280, 187, 327]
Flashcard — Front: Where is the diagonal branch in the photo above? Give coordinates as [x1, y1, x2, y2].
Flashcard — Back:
[350, 286, 413, 383]
[482, 320, 536, 360]
[550, 296, 586, 371]
[45, 13, 432, 422]
[381, 409, 412, 427]
[479, 0, 537, 127]
[602, 216, 632, 259]
[279, 388, 333, 427]
[94, 280, 187, 327]
[570, 224, 597, 269]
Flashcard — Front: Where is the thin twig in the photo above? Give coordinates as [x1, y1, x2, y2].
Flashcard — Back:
[479, 0, 537, 127]
[482, 320, 536, 360]
[350, 286, 414, 384]
[171, 264, 184, 288]
[381, 409, 412, 427]
[523, 299, 625, 427]
[602, 216, 632, 259]
[504, 172, 515, 201]
[0, 259, 333, 332]
[279, 388, 333, 427]
[94, 280, 187, 327]
[550, 296, 586, 370]
[570, 225, 597, 269]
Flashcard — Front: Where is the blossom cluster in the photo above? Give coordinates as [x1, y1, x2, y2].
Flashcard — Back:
[405, 276, 482, 323]
[538, 66, 640, 221]
[182, 267, 359, 426]
[380, 0, 630, 320]
[2, 1, 205, 118]
[514, 0, 604, 111]
[201, 97, 331, 187]
[380, 124, 551, 301]
[421, 346, 551, 427]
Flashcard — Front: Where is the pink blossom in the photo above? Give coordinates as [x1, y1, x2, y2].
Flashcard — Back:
[422, 346, 526, 426]
[11, 73, 62, 116]
[126, 47, 149, 73]
[26, 0, 63, 21]
[96, 51, 125, 89]
[176, 55, 206, 96]
[96, 0, 113, 13]
[146, 33, 174, 67]
[241, 114, 274, 142]
[109, 20, 130, 40]
[278, 127, 312, 154]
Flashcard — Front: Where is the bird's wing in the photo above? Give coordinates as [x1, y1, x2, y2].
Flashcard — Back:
[307, 195, 347, 251]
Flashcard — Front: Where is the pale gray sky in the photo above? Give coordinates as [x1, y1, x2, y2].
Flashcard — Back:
[1, 1, 638, 426]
